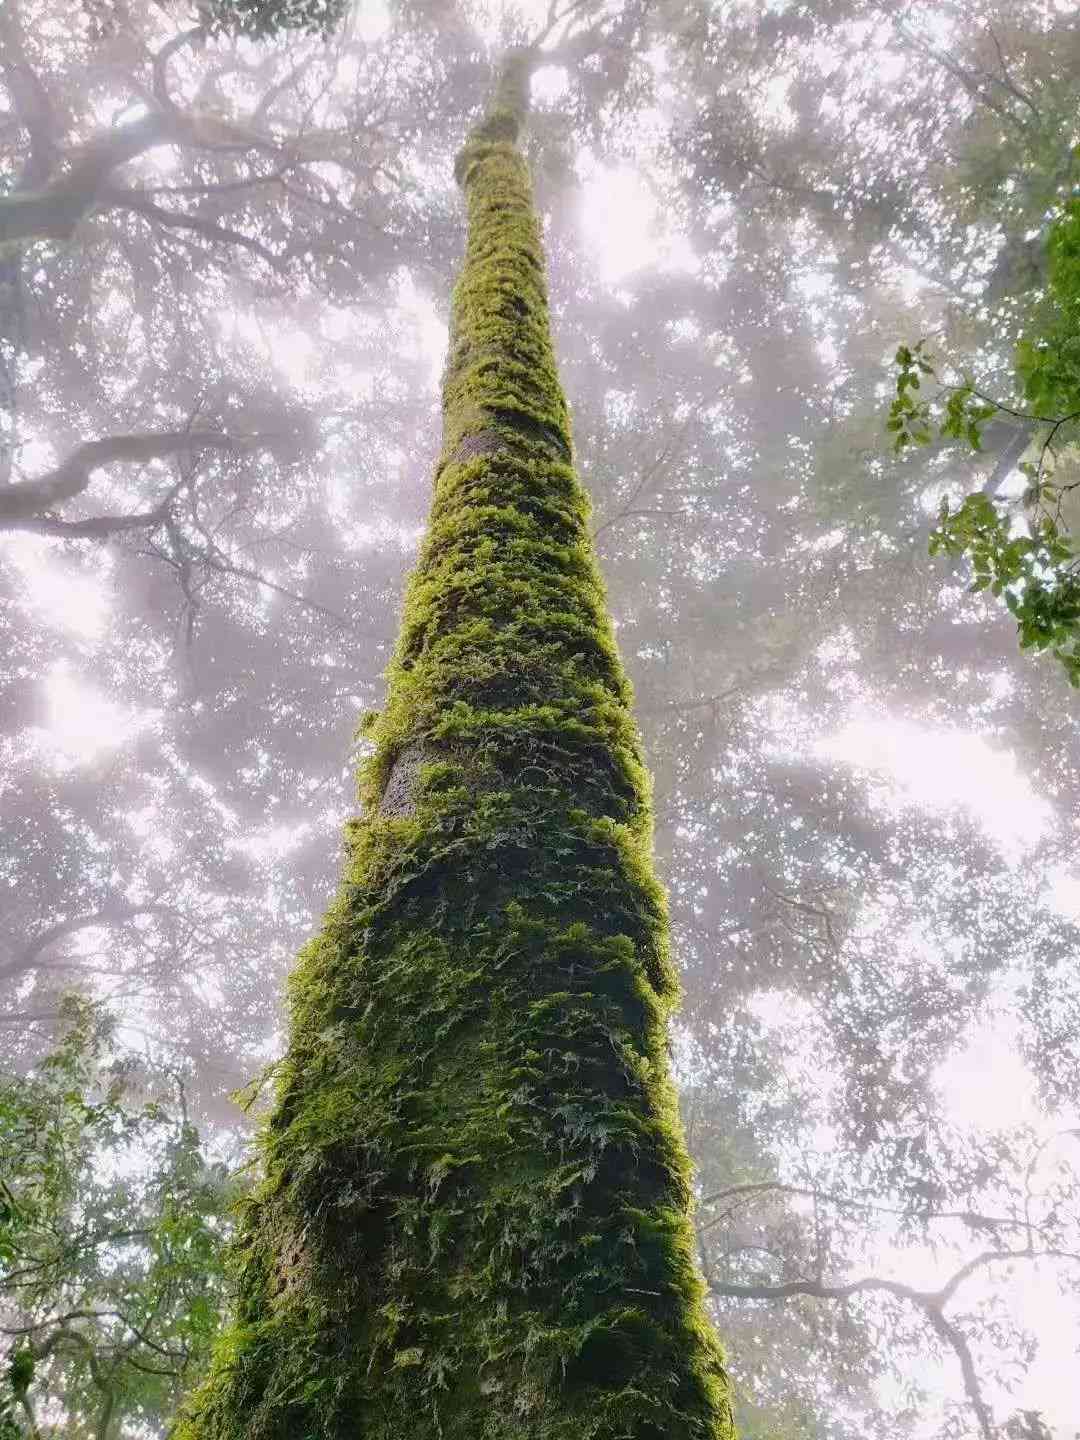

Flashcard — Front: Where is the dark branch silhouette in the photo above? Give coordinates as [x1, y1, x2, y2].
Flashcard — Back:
[0, 430, 261, 523]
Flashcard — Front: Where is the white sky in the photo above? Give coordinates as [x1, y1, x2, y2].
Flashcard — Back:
[816, 714, 1054, 862]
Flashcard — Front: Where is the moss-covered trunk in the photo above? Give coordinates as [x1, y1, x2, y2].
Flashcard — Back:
[175, 52, 734, 1440]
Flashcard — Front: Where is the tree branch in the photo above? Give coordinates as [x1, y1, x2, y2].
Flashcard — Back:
[981, 424, 1035, 497]
[2, 903, 190, 981]
[1, 508, 174, 537]
[638, 686, 745, 715]
[925, 1306, 995, 1440]
[0, 429, 262, 523]
[0, 1, 58, 189]
[984, 24, 1041, 124]
[707, 1242, 1080, 1439]
[197, 551, 368, 634]
[0, 110, 181, 245]
[0, 23, 282, 248]
[708, 1271, 923, 1306]
[698, 1179, 1026, 1235]
[100, 185, 284, 268]
[151, 26, 205, 115]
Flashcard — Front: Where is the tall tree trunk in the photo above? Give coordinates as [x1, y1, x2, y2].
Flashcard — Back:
[175, 51, 734, 1440]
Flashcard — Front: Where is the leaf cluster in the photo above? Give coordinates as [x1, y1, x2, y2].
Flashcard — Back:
[0, 999, 238, 1438]
[885, 342, 936, 450]
[930, 491, 1080, 683]
[887, 194, 1080, 683]
[887, 345, 998, 453]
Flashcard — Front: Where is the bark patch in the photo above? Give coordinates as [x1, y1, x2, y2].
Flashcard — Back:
[378, 742, 431, 818]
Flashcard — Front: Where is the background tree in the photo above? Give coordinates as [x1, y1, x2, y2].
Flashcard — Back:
[0, 999, 235, 1439]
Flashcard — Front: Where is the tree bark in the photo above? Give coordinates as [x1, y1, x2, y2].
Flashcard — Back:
[174, 49, 735, 1440]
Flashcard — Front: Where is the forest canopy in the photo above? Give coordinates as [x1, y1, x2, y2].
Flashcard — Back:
[2, 1, 1080, 1438]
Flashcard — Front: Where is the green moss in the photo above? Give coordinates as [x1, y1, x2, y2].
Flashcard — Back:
[174, 49, 734, 1440]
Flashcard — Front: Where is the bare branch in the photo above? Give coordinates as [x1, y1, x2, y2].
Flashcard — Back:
[0, 43, 282, 249]
[132, 168, 293, 200]
[0, 1, 58, 188]
[4, 1308, 186, 1363]
[707, 1242, 1080, 1440]
[152, 26, 205, 115]
[638, 686, 745, 716]
[707, 1270, 924, 1306]
[197, 551, 368, 634]
[893, 21, 1033, 137]
[0, 509, 170, 537]
[2, 903, 191, 982]
[925, 1306, 995, 1440]
[252, 52, 317, 127]
[698, 1179, 1031, 1235]
[100, 186, 285, 269]
[592, 413, 695, 542]
[984, 24, 1042, 124]
[0, 109, 174, 244]
[0, 429, 264, 523]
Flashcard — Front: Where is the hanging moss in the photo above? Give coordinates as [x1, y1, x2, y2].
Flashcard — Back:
[174, 48, 735, 1440]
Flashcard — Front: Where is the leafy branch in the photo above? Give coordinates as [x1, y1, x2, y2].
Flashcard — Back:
[888, 192, 1080, 685]
[888, 339, 1080, 684]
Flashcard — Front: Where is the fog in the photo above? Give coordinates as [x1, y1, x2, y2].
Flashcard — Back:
[2, 1, 1079, 1436]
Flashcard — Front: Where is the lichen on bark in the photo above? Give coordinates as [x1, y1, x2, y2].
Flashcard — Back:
[174, 48, 735, 1440]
